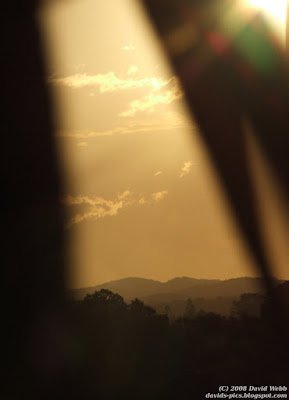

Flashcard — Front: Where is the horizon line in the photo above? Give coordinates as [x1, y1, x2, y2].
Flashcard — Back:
[69, 274, 271, 291]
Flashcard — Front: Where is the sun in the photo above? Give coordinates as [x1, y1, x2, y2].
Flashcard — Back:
[245, 0, 287, 23]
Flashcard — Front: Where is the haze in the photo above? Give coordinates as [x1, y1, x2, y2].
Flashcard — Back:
[39, 0, 289, 288]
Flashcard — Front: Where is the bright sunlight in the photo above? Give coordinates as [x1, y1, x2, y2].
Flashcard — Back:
[245, 0, 287, 23]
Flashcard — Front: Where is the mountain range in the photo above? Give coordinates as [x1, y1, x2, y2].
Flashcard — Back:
[71, 276, 284, 317]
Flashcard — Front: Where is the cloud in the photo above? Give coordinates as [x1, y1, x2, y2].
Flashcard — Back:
[119, 77, 182, 116]
[62, 191, 132, 228]
[152, 190, 168, 202]
[49, 72, 170, 93]
[127, 65, 138, 75]
[49, 70, 183, 118]
[63, 189, 168, 228]
[154, 171, 163, 176]
[117, 190, 131, 200]
[138, 197, 147, 205]
[180, 161, 193, 178]
[122, 45, 136, 51]
[77, 142, 88, 147]
[63, 194, 104, 207]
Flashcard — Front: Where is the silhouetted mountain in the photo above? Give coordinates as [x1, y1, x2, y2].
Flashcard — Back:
[173, 277, 267, 298]
[71, 277, 216, 300]
[72, 277, 164, 301]
[71, 277, 283, 310]
[160, 277, 220, 292]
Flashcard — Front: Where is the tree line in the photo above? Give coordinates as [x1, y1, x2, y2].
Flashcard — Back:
[59, 282, 289, 399]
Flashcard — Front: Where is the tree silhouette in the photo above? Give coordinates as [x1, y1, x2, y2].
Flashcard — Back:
[130, 298, 156, 318]
[141, 0, 289, 362]
[164, 304, 175, 321]
[184, 298, 195, 319]
[3, 1, 289, 398]
[231, 293, 264, 318]
[82, 289, 126, 311]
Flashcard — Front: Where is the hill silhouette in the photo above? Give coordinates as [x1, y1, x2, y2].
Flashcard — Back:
[71, 276, 283, 317]
[72, 276, 270, 300]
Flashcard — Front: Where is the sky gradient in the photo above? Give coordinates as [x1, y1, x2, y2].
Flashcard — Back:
[39, 0, 288, 288]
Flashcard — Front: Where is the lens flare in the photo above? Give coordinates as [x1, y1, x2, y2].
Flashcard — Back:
[245, 0, 286, 23]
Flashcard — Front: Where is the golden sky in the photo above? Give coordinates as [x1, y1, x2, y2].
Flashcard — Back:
[39, 0, 288, 288]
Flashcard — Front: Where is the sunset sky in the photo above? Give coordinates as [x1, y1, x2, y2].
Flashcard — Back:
[39, 0, 288, 288]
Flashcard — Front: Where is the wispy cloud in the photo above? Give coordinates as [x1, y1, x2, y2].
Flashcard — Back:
[180, 161, 193, 178]
[49, 72, 170, 93]
[138, 197, 147, 205]
[154, 171, 163, 176]
[63, 189, 168, 228]
[152, 190, 168, 202]
[62, 191, 132, 228]
[119, 77, 182, 116]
